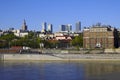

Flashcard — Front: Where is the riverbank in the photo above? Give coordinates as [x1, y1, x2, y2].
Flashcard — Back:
[1, 48, 120, 54]
[1, 54, 120, 61]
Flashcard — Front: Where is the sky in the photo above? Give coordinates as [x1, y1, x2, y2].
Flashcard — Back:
[0, 0, 120, 32]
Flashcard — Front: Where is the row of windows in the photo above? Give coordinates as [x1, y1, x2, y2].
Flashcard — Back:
[89, 33, 113, 37]
[90, 28, 107, 32]
[84, 32, 113, 37]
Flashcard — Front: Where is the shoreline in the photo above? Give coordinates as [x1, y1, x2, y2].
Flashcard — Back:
[1, 54, 120, 61]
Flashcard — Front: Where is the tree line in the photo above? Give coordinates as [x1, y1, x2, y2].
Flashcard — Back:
[0, 32, 83, 49]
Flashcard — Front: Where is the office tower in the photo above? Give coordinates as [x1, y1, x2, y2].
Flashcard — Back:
[76, 21, 81, 32]
[41, 22, 47, 33]
[22, 19, 27, 31]
[67, 24, 72, 32]
[60, 25, 66, 31]
[48, 24, 53, 33]
[60, 24, 72, 32]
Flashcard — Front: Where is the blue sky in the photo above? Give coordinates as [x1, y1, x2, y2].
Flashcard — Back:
[0, 0, 120, 32]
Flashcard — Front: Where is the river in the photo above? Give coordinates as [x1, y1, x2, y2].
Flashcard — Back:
[0, 61, 120, 80]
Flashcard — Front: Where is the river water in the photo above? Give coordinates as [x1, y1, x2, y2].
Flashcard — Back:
[0, 61, 120, 80]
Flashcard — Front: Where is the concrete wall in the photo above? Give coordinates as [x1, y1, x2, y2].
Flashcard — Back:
[1, 54, 120, 61]
[1, 49, 120, 61]
[1, 54, 62, 61]
[41, 49, 120, 54]
[104, 49, 120, 53]
[41, 49, 104, 54]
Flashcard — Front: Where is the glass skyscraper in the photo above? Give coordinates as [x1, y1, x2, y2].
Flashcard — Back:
[76, 21, 81, 32]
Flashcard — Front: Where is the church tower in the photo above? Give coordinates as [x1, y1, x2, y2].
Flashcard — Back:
[22, 19, 27, 31]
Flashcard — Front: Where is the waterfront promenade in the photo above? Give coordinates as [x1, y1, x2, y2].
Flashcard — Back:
[0, 48, 120, 61]
[1, 54, 120, 61]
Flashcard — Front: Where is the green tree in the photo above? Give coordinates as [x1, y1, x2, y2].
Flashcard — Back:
[45, 40, 60, 48]
[0, 33, 17, 41]
[0, 33, 18, 48]
[71, 35, 83, 47]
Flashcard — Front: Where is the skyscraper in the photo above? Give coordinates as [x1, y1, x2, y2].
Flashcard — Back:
[41, 22, 47, 33]
[67, 24, 72, 32]
[60, 25, 66, 31]
[60, 24, 72, 32]
[21, 19, 27, 31]
[48, 24, 53, 33]
[76, 21, 81, 32]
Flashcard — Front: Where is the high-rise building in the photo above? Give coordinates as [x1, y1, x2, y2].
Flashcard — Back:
[48, 24, 53, 33]
[60, 24, 72, 32]
[41, 22, 47, 33]
[76, 21, 81, 32]
[21, 19, 27, 31]
[67, 24, 72, 32]
[60, 25, 66, 31]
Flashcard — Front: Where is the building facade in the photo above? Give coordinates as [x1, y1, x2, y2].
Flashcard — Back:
[67, 24, 72, 32]
[60, 24, 72, 32]
[41, 22, 47, 33]
[60, 25, 66, 31]
[76, 21, 81, 33]
[83, 25, 119, 49]
[47, 24, 53, 33]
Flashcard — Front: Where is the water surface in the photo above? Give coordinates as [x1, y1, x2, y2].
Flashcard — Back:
[0, 61, 120, 80]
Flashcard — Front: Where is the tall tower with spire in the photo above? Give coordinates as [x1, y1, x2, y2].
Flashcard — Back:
[21, 19, 27, 31]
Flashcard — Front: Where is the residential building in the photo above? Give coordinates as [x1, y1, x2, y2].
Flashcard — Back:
[14, 30, 28, 37]
[38, 32, 54, 40]
[54, 32, 64, 37]
[38, 33, 46, 39]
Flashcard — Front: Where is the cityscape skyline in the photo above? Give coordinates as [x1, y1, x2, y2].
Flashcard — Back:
[0, 0, 120, 31]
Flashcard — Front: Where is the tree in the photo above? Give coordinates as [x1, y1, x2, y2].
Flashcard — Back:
[0, 33, 18, 48]
[71, 35, 83, 47]
[0, 33, 17, 41]
[11, 36, 42, 48]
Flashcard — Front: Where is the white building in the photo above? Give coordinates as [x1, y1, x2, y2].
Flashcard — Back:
[54, 32, 64, 37]
[38, 33, 54, 40]
[14, 30, 28, 37]
[39, 33, 46, 38]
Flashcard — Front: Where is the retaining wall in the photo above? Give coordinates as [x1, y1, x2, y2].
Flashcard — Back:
[1, 54, 120, 61]
[1, 54, 62, 61]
